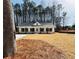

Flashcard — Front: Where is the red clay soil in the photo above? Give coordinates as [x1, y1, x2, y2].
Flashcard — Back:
[5, 39, 67, 59]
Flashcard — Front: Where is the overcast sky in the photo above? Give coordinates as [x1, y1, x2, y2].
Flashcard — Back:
[12, 0, 75, 26]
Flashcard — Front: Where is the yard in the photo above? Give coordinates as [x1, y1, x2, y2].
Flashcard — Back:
[16, 32, 75, 59]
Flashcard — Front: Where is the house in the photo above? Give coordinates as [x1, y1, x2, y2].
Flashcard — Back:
[16, 21, 55, 34]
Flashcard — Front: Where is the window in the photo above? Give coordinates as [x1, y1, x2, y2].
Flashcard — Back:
[40, 28, 44, 32]
[21, 28, 25, 32]
[46, 28, 52, 32]
[46, 28, 49, 32]
[25, 28, 28, 32]
[30, 28, 34, 32]
[49, 28, 52, 31]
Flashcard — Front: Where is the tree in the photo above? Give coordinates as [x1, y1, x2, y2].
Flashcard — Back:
[32, 6, 39, 22]
[23, 0, 36, 23]
[23, 0, 29, 3]
[56, 4, 63, 27]
[19, 0, 36, 23]
[3, 0, 16, 58]
[62, 12, 67, 28]
[14, 3, 21, 26]
[72, 24, 75, 30]
[45, 6, 51, 22]
[22, 3, 29, 23]
[42, 9, 46, 22]
[51, 5, 56, 25]
[28, 2, 35, 22]
[57, 4, 62, 17]
[37, 5, 43, 22]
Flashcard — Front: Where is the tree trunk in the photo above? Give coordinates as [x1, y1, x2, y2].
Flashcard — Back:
[28, 11, 31, 23]
[63, 18, 65, 29]
[16, 14, 18, 26]
[3, 0, 16, 58]
[44, 12, 45, 22]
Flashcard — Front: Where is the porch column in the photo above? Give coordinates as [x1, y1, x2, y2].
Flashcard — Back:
[52, 26, 55, 32]
[38, 28, 40, 33]
[34, 28, 37, 33]
[19, 28, 21, 33]
[44, 28, 46, 33]
[28, 28, 30, 33]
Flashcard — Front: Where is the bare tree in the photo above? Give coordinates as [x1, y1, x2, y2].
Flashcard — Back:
[3, 0, 16, 58]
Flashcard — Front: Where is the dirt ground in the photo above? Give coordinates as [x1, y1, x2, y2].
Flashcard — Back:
[14, 39, 66, 59]
[4, 32, 74, 59]
[20, 32, 75, 59]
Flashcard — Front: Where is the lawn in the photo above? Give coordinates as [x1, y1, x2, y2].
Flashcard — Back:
[17, 32, 75, 59]
[7, 32, 75, 59]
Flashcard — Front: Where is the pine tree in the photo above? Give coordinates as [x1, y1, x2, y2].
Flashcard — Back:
[3, 0, 16, 58]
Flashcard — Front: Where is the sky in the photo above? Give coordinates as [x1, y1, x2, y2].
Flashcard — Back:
[12, 0, 75, 26]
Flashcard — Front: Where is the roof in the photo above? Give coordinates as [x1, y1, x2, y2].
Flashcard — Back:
[33, 22, 41, 26]
[17, 22, 54, 27]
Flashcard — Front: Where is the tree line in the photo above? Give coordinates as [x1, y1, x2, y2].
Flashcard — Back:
[13, 0, 67, 29]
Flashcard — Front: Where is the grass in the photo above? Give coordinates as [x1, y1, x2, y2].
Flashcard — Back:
[3, 32, 74, 59]
[18, 32, 75, 59]
[15, 39, 66, 59]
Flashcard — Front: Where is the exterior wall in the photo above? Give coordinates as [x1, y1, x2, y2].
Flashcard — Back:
[16, 25, 55, 34]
